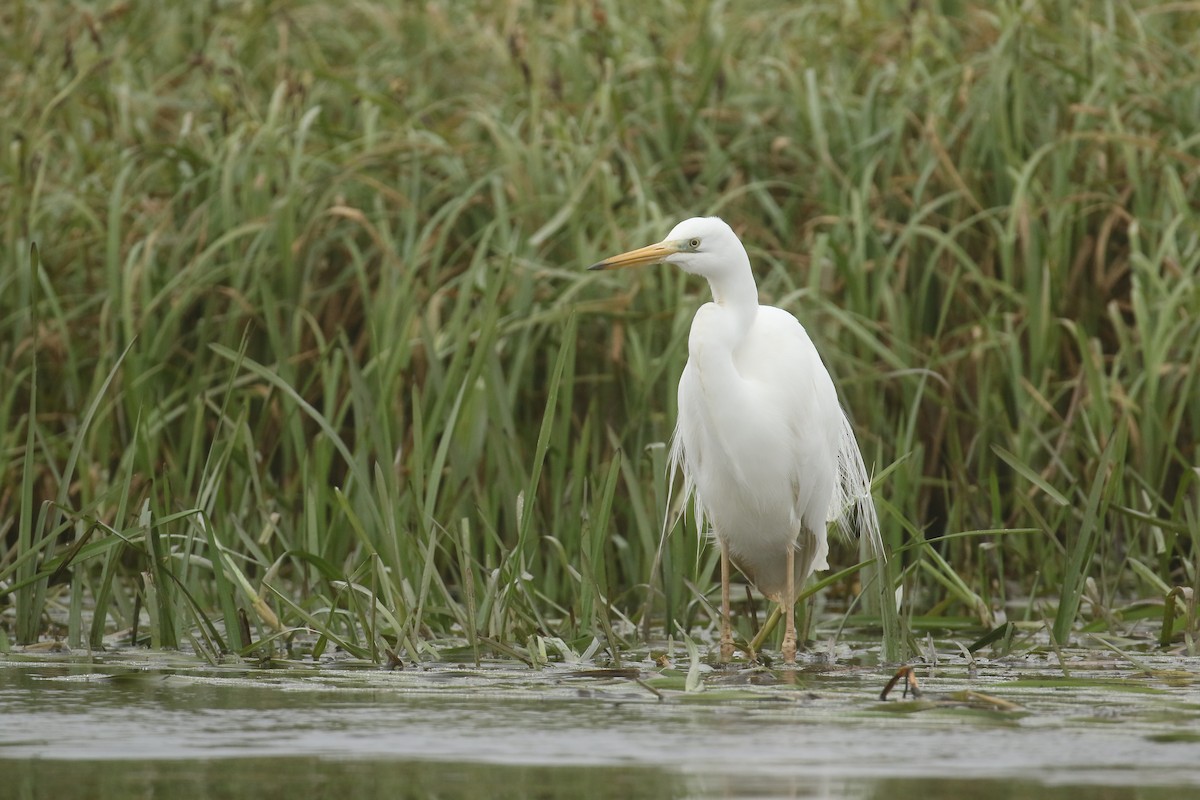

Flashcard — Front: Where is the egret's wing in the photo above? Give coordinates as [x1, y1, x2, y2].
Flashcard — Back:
[748, 308, 884, 560]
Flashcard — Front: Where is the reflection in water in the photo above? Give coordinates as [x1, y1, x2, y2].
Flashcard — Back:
[10, 758, 677, 800]
[8, 759, 1189, 800]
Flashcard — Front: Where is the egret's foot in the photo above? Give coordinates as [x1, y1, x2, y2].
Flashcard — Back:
[719, 613, 735, 663]
[714, 639, 756, 667]
[781, 633, 797, 665]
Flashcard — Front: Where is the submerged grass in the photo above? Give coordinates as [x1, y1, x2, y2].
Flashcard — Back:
[2, 1, 1199, 664]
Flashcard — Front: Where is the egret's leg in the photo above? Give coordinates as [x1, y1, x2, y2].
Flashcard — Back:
[720, 539, 734, 662]
[782, 545, 797, 664]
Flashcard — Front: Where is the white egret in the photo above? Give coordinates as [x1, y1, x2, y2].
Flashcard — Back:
[590, 217, 883, 664]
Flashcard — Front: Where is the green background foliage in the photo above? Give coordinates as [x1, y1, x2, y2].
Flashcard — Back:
[2, 0, 1197, 660]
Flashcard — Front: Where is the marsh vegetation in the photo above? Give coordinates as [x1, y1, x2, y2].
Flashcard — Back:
[3, 2, 1198, 670]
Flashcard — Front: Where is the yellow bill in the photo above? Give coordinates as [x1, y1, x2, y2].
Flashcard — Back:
[588, 240, 682, 271]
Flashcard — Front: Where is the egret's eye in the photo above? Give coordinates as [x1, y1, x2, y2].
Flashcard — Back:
[688, 238, 701, 250]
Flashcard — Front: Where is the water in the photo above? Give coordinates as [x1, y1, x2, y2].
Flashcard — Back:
[3, 645, 1199, 799]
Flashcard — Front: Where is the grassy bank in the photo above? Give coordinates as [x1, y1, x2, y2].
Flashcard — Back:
[2, 0, 1198, 663]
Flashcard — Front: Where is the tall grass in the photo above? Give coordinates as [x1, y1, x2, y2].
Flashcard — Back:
[2, 1, 1198, 662]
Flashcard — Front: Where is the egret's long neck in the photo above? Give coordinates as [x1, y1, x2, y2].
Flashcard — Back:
[706, 259, 759, 338]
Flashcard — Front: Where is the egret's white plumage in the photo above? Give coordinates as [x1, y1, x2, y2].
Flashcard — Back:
[590, 217, 882, 663]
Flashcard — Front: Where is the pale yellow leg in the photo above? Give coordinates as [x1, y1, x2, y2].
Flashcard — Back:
[782, 545, 797, 664]
[720, 539, 734, 662]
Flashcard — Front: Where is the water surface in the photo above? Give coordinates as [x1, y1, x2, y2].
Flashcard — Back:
[4, 645, 1198, 799]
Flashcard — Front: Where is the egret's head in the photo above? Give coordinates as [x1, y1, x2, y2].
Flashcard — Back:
[588, 216, 747, 280]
